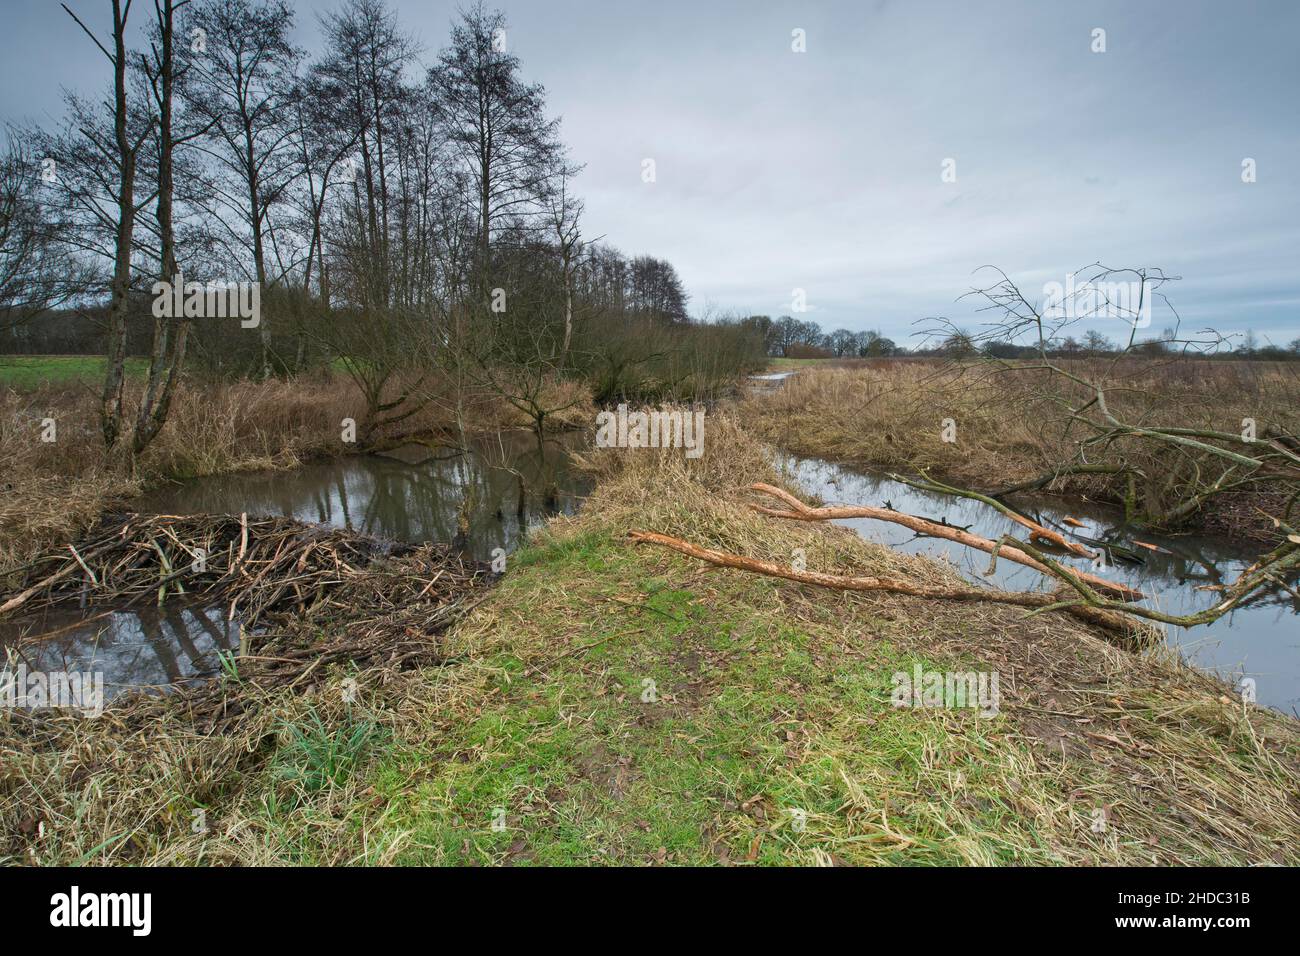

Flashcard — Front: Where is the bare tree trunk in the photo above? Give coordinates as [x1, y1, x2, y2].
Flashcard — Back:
[244, 119, 270, 377]
[81, 0, 140, 454]
[561, 271, 573, 362]
[134, 0, 189, 458]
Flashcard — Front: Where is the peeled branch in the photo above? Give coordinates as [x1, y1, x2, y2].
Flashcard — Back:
[747, 482, 1144, 602]
[627, 530, 1148, 640]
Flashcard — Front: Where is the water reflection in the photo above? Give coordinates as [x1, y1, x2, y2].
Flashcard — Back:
[1, 430, 591, 700]
[1, 603, 239, 701]
[779, 454, 1300, 715]
[140, 430, 592, 560]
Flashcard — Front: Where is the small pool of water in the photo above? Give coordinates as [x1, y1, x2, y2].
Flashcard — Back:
[140, 430, 592, 561]
[1, 602, 239, 702]
[779, 454, 1300, 714]
[1, 430, 591, 702]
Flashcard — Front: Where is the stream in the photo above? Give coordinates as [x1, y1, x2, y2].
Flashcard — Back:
[777, 454, 1300, 714]
[4, 392, 1297, 713]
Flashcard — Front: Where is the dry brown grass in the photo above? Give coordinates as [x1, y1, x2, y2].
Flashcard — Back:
[744, 358, 1300, 531]
[1, 514, 488, 866]
[2, 410, 1297, 865]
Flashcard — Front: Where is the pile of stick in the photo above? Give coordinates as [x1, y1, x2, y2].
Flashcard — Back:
[0, 513, 491, 728]
[2, 512, 481, 623]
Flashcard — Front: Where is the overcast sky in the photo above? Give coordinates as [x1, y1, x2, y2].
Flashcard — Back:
[4, 0, 1297, 347]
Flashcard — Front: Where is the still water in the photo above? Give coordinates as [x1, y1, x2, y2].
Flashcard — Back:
[5, 422, 1296, 713]
[140, 430, 592, 562]
[1, 430, 591, 700]
[2, 603, 239, 702]
[778, 453, 1300, 714]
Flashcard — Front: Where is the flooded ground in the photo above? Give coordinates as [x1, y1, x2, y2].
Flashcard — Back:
[779, 453, 1300, 714]
[1, 430, 591, 700]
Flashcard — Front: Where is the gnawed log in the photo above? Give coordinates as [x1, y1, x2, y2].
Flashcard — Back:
[627, 530, 1148, 640]
[747, 483, 1144, 602]
[888, 472, 1098, 559]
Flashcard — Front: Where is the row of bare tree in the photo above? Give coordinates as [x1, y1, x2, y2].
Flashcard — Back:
[2, 0, 740, 465]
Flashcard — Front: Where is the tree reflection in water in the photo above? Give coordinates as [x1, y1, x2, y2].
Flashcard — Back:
[1, 603, 240, 701]
[0, 430, 593, 698]
[140, 430, 592, 560]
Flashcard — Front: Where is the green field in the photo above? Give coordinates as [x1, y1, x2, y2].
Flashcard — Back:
[0, 356, 149, 390]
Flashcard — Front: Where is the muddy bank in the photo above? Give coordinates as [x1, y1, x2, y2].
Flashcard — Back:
[1197, 487, 1295, 544]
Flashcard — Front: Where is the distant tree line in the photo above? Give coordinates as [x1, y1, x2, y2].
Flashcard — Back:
[730, 313, 1300, 361]
[736, 315, 900, 358]
[935, 328, 1300, 361]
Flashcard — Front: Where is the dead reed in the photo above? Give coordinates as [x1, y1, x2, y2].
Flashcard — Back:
[744, 359, 1300, 536]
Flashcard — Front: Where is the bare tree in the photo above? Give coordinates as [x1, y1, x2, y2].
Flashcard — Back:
[61, 0, 157, 451]
[543, 157, 584, 365]
[0, 136, 95, 336]
[183, 0, 301, 376]
[133, 0, 209, 456]
[428, 3, 559, 297]
[917, 262, 1300, 559]
[316, 0, 417, 311]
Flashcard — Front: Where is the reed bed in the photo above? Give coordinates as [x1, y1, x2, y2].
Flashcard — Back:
[744, 359, 1300, 537]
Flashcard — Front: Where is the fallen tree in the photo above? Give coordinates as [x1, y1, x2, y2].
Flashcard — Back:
[749, 482, 1300, 628]
[747, 482, 1142, 601]
[930, 263, 1300, 531]
[631, 475, 1300, 639]
[627, 530, 1153, 645]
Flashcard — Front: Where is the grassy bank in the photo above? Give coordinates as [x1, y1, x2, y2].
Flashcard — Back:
[5, 414, 1298, 865]
[0, 356, 150, 390]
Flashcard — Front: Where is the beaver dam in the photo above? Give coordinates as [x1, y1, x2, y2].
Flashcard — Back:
[1, 513, 490, 723]
[0, 431, 588, 702]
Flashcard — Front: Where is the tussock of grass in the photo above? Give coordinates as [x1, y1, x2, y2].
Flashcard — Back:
[274, 710, 386, 800]
[4, 411, 1298, 865]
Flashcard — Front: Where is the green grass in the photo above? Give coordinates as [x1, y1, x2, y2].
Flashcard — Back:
[348, 530, 1066, 866]
[275, 710, 386, 800]
[0, 355, 149, 389]
[7, 412, 1295, 866]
